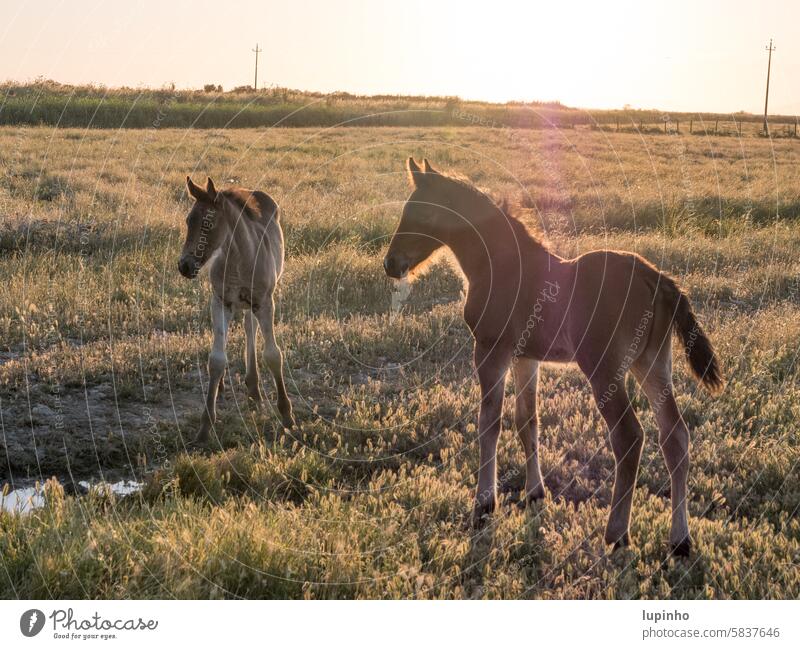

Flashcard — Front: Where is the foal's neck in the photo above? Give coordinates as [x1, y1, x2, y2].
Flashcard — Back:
[211, 201, 248, 272]
[442, 210, 554, 284]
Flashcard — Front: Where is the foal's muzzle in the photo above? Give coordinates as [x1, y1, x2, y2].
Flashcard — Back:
[178, 256, 200, 279]
[383, 255, 410, 279]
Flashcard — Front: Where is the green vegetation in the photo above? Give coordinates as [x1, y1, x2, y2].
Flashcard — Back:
[1, 125, 798, 598]
[2, 80, 797, 134]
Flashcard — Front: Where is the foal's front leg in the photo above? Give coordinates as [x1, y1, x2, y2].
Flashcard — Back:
[196, 295, 232, 445]
[472, 343, 511, 526]
[511, 357, 545, 503]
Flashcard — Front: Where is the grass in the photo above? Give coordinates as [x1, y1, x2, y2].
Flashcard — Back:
[2, 80, 798, 134]
[0, 124, 799, 598]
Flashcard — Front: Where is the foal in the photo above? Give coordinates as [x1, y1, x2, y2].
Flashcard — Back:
[384, 159, 722, 555]
[178, 177, 295, 445]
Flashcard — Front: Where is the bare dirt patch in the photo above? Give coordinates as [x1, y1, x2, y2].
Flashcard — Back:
[1, 379, 197, 481]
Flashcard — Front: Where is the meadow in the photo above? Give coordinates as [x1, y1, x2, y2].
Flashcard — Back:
[0, 122, 799, 598]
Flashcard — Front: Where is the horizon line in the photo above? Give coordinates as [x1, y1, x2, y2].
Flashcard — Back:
[2, 77, 794, 120]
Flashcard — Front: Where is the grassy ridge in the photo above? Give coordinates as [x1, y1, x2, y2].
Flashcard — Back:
[2, 80, 798, 132]
[0, 126, 798, 598]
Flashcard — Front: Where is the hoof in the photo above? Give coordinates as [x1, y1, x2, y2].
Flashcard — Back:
[471, 511, 491, 530]
[670, 537, 692, 557]
[186, 420, 213, 452]
[471, 500, 495, 529]
[609, 532, 630, 551]
[186, 436, 210, 454]
[281, 415, 297, 430]
[525, 487, 546, 507]
[245, 377, 262, 403]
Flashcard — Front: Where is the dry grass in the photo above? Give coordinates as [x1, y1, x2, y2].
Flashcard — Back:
[0, 125, 798, 599]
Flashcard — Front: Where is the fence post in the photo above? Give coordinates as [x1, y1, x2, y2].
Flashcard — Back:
[690, 119, 693, 134]
[714, 120, 718, 135]
[676, 119, 680, 134]
[616, 117, 619, 132]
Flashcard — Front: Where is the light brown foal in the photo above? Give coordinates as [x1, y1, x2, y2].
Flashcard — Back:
[178, 177, 295, 446]
[384, 158, 722, 555]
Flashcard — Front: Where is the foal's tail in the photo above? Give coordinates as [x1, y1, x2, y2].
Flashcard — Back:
[661, 279, 724, 393]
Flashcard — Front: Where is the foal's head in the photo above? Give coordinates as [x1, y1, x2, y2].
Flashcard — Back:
[383, 157, 455, 280]
[178, 176, 226, 279]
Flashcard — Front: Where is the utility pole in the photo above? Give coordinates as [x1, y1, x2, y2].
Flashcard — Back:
[763, 38, 775, 135]
[252, 43, 262, 91]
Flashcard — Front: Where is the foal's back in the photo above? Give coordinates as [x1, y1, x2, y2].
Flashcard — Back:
[208, 187, 285, 296]
[247, 188, 285, 278]
[566, 250, 664, 362]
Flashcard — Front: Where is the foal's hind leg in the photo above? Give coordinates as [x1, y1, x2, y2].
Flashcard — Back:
[634, 348, 692, 556]
[511, 357, 545, 503]
[244, 310, 262, 402]
[196, 295, 232, 445]
[255, 297, 295, 429]
[587, 370, 644, 548]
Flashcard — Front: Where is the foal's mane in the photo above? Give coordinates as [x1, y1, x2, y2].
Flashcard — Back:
[220, 187, 266, 222]
[435, 170, 549, 252]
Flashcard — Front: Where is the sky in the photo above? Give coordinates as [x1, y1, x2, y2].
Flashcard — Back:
[1, 0, 798, 114]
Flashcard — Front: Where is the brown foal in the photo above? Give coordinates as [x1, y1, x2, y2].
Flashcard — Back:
[178, 177, 295, 446]
[384, 158, 722, 555]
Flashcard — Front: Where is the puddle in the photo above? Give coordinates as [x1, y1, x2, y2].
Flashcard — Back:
[0, 486, 45, 514]
[1, 479, 143, 515]
[78, 479, 143, 497]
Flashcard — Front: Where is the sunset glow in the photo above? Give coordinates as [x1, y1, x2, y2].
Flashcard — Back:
[2, 0, 798, 113]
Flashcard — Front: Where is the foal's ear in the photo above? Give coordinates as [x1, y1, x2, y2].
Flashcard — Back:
[205, 177, 218, 202]
[186, 176, 206, 201]
[422, 158, 439, 175]
[406, 157, 426, 188]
